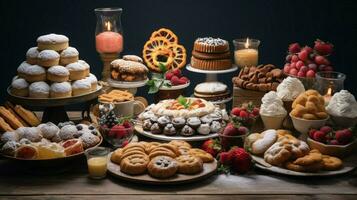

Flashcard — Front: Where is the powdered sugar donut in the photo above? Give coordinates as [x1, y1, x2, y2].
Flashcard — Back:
[78, 60, 90, 76]
[38, 50, 60, 67]
[11, 78, 29, 97]
[85, 73, 98, 91]
[59, 124, 76, 140]
[50, 82, 72, 98]
[72, 79, 91, 96]
[17, 61, 31, 78]
[47, 65, 69, 82]
[65, 62, 87, 80]
[23, 65, 46, 82]
[22, 127, 43, 142]
[80, 132, 100, 149]
[29, 81, 50, 98]
[37, 33, 69, 51]
[37, 122, 59, 140]
[1, 131, 20, 143]
[251, 129, 278, 155]
[60, 47, 79, 65]
[1, 141, 20, 156]
[26, 47, 39, 64]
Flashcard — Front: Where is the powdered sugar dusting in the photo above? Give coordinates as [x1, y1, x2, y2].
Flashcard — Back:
[37, 33, 69, 44]
[72, 79, 91, 89]
[17, 61, 31, 74]
[66, 62, 86, 71]
[196, 37, 227, 46]
[26, 47, 39, 58]
[50, 82, 71, 93]
[12, 78, 28, 89]
[38, 50, 60, 60]
[85, 73, 98, 84]
[60, 47, 79, 57]
[29, 81, 50, 94]
[78, 60, 90, 69]
[48, 65, 69, 76]
[25, 65, 46, 75]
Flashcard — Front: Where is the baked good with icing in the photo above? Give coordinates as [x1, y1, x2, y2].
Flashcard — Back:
[47, 65, 70, 82]
[247, 129, 278, 155]
[1, 131, 20, 143]
[147, 155, 178, 178]
[176, 154, 203, 174]
[37, 122, 59, 140]
[17, 62, 31, 78]
[37, 33, 69, 51]
[72, 79, 91, 96]
[11, 78, 29, 97]
[66, 62, 87, 80]
[110, 56, 148, 82]
[26, 47, 39, 64]
[29, 81, 50, 98]
[60, 47, 79, 65]
[194, 82, 230, 101]
[37, 50, 60, 67]
[23, 65, 46, 83]
[50, 82, 72, 98]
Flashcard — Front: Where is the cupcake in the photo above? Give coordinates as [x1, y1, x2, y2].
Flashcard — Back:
[326, 90, 357, 127]
[197, 124, 211, 135]
[187, 117, 201, 129]
[163, 124, 177, 136]
[277, 77, 305, 113]
[172, 117, 186, 129]
[157, 116, 171, 128]
[260, 91, 287, 129]
[180, 125, 195, 136]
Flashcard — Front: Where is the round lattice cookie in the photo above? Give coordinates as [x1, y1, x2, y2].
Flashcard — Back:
[143, 37, 173, 71]
[150, 28, 178, 44]
[167, 43, 187, 69]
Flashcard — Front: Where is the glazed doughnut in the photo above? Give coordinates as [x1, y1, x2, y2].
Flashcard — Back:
[23, 65, 46, 83]
[176, 154, 203, 174]
[14, 105, 41, 127]
[147, 156, 178, 178]
[37, 33, 69, 51]
[251, 129, 278, 155]
[85, 73, 98, 91]
[65, 62, 87, 80]
[47, 65, 70, 82]
[11, 78, 29, 97]
[37, 50, 60, 67]
[72, 79, 91, 96]
[29, 81, 50, 98]
[0, 106, 24, 129]
[50, 82, 72, 98]
[26, 47, 39, 65]
[78, 60, 90, 76]
[0, 117, 14, 132]
[60, 47, 79, 65]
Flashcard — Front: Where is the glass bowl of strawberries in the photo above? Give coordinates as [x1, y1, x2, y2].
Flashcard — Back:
[230, 102, 260, 129]
[307, 125, 357, 157]
[219, 122, 249, 151]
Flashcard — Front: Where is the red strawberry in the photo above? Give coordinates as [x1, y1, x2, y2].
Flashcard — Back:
[313, 130, 326, 143]
[314, 55, 330, 65]
[219, 151, 232, 165]
[288, 43, 301, 54]
[109, 125, 127, 138]
[231, 107, 241, 116]
[239, 110, 248, 118]
[122, 120, 132, 129]
[335, 129, 353, 145]
[301, 46, 313, 54]
[229, 147, 251, 173]
[298, 50, 309, 61]
[172, 68, 181, 77]
[309, 129, 317, 139]
[291, 55, 299, 62]
[223, 125, 239, 136]
[201, 139, 221, 157]
[165, 72, 174, 80]
[306, 70, 316, 78]
[320, 126, 332, 134]
[237, 126, 249, 135]
[314, 39, 333, 55]
[121, 140, 129, 147]
[252, 108, 260, 116]
[170, 75, 180, 86]
[289, 68, 298, 76]
[179, 76, 189, 84]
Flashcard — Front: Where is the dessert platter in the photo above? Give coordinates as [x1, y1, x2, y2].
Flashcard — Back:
[7, 33, 102, 123]
[136, 97, 229, 141]
[107, 141, 217, 184]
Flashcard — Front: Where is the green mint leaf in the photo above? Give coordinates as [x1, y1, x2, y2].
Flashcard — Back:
[159, 63, 167, 73]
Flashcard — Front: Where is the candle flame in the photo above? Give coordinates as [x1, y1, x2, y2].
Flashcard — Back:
[327, 87, 332, 96]
[105, 21, 112, 31]
[245, 38, 250, 48]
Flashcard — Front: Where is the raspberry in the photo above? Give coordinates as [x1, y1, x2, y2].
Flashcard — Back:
[320, 126, 332, 134]
[315, 55, 330, 65]
[109, 125, 127, 139]
[231, 107, 241, 116]
[172, 68, 181, 77]
[179, 76, 189, 84]
[165, 72, 174, 80]
[288, 43, 301, 54]
[335, 129, 353, 145]
[298, 50, 309, 61]
[170, 75, 181, 86]
[289, 68, 298, 76]
[291, 55, 299, 62]
[313, 131, 326, 143]
[314, 39, 333, 56]
[309, 129, 317, 139]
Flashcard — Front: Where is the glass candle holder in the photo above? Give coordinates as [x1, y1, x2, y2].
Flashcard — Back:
[233, 38, 260, 68]
[314, 71, 346, 104]
[85, 147, 110, 179]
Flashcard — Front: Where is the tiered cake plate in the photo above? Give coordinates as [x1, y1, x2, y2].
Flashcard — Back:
[107, 78, 148, 95]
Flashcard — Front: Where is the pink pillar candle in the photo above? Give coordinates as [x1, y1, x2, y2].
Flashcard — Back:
[95, 31, 123, 53]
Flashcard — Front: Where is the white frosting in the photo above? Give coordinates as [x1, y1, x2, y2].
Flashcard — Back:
[11, 78, 28, 89]
[78, 60, 90, 69]
[277, 77, 305, 101]
[260, 91, 287, 116]
[85, 73, 98, 84]
[66, 62, 86, 71]
[37, 33, 69, 44]
[60, 47, 79, 57]
[48, 65, 69, 76]
[72, 79, 91, 89]
[195, 82, 227, 93]
[196, 37, 227, 45]
[326, 90, 357, 118]
[29, 81, 50, 94]
[51, 82, 72, 93]
[26, 47, 39, 58]
[17, 61, 31, 74]
[38, 50, 60, 60]
[24, 65, 46, 75]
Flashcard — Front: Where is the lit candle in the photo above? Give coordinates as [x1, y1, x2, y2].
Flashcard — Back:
[324, 87, 332, 105]
[87, 156, 108, 178]
[234, 38, 259, 68]
[95, 21, 123, 53]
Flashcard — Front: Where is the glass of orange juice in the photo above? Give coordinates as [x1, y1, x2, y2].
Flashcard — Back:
[85, 147, 111, 179]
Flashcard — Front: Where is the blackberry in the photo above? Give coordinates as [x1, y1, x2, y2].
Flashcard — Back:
[103, 110, 118, 128]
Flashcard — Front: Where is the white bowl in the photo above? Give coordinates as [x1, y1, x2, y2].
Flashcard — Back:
[290, 113, 329, 136]
[307, 137, 357, 157]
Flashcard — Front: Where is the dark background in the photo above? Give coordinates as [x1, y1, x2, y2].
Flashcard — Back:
[0, 0, 356, 106]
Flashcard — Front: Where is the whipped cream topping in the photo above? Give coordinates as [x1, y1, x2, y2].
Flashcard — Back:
[260, 91, 287, 116]
[195, 82, 227, 93]
[277, 77, 305, 101]
[326, 90, 357, 118]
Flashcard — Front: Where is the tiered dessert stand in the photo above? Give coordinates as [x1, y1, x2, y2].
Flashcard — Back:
[186, 64, 238, 106]
[107, 78, 148, 95]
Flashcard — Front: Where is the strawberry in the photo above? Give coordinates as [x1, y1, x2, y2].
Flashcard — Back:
[223, 125, 239, 136]
[288, 43, 301, 54]
[172, 68, 182, 77]
[314, 39, 333, 55]
[314, 55, 330, 65]
[320, 126, 332, 134]
[179, 76, 189, 84]
[201, 139, 221, 157]
[252, 108, 260, 116]
[306, 69, 316, 78]
[219, 151, 232, 165]
[237, 126, 249, 135]
[165, 72, 174, 80]
[283, 64, 290, 74]
[309, 129, 317, 139]
[301, 46, 313, 54]
[291, 55, 299, 62]
[109, 125, 127, 138]
[289, 68, 298, 76]
[170, 75, 180, 86]
[122, 120, 132, 129]
[231, 107, 241, 116]
[335, 129, 353, 145]
[121, 140, 129, 147]
[298, 50, 309, 61]
[313, 130, 326, 143]
[239, 110, 248, 118]
[229, 147, 251, 173]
